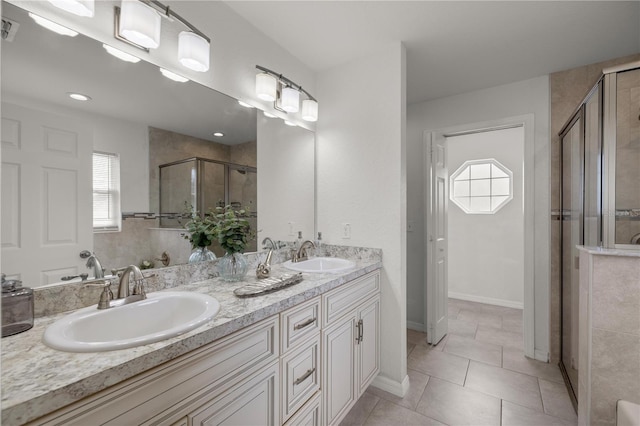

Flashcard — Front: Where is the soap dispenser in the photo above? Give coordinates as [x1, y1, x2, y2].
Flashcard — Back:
[1, 274, 34, 337]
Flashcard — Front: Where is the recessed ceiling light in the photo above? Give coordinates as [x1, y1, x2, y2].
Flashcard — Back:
[29, 12, 78, 37]
[238, 100, 254, 108]
[68, 93, 91, 101]
[159, 68, 189, 83]
[213, 132, 224, 137]
[102, 44, 141, 63]
[284, 120, 296, 127]
[263, 111, 277, 118]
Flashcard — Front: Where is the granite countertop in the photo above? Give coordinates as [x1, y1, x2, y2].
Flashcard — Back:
[1, 259, 382, 425]
[577, 245, 640, 258]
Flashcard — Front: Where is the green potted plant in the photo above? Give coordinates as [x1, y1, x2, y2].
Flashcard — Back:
[181, 206, 217, 263]
[212, 205, 255, 281]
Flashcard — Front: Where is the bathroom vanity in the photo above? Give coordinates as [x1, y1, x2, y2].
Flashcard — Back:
[0, 256, 382, 426]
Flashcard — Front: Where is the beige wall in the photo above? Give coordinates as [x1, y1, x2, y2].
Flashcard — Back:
[549, 53, 640, 363]
[578, 250, 640, 426]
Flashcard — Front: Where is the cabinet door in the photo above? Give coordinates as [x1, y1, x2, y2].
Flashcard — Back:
[357, 296, 380, 395]
[323, 315, 357, 426]
[189, 362, 279, 426]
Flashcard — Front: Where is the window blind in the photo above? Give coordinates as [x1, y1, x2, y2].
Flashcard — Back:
[93, 151, 121, 232]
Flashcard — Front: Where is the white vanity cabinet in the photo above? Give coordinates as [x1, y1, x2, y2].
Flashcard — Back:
[23, 269, 381, 426]
[322, 271, 381, 425]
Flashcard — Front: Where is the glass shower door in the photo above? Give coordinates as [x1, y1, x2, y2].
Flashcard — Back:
[560, 111, 583, 404]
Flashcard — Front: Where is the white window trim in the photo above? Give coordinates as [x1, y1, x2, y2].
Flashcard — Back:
[449, 158, 513, 214]
[93, 151, 122, 232]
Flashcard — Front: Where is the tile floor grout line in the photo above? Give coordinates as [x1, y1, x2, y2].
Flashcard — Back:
[360, 397, 380, 426]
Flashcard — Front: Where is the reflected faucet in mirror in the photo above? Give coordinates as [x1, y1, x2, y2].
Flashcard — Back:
[292, 241, 316, 263]
[79, 250, 104, 279]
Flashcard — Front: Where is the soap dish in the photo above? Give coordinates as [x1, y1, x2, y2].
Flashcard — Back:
[234, 273, 304, 298]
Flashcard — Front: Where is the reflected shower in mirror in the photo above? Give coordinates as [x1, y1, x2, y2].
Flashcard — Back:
[0, 1, 314, 287]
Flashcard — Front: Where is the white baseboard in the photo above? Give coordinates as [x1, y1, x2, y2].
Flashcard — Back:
[448, 292, 524, 310]
[371, 374, 410, 398]
[534, 349, 549, 362]
[407, 321, 425, 332]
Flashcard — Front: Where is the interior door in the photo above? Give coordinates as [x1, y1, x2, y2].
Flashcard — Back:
[1, 102, 93, 286]
[425, 132, 448, 344]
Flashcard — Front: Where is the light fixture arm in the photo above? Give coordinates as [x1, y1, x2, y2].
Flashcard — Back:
[142, 0, 210, 43]
[256, 65, 317, 102]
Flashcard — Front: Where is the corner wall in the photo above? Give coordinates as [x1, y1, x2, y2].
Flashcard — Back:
[316, 43, 408, 394]
[407, 75, 550, 357]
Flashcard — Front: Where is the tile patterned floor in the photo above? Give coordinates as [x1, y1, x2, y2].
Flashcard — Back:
[340, 298, 577, 426]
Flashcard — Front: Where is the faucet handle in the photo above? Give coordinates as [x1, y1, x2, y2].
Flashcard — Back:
[83, 280, 114, 310]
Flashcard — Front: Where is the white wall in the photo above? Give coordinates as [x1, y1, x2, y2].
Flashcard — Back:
[10, 0, 316, 129]
[447, 127, 524, 308]
[316, 42, 408, 395]
[407, 75, 550, 357]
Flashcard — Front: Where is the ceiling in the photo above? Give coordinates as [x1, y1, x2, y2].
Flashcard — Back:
[226, 1, 640, 104]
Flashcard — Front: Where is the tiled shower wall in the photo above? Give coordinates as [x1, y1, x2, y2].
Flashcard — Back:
[549, 53, 640, 363]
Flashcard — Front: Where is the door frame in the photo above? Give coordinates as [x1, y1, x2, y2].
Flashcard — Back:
[424, 114, 536, 358]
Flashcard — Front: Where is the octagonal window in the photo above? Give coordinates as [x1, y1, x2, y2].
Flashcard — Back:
[450, 159, 513, 214]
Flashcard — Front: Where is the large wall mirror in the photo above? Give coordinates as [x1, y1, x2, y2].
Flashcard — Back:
[0, 1, 315, 287]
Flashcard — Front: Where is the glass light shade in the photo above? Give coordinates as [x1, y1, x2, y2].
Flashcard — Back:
[178, 31, 210, 72]
[48, 0, 94, 17]
[103, 44, 141, 63]
[29, 13, 78, 37]
[284, 120, 296, 127]
[281, 86, 300, 113]
[301, 99, 318, 122]
[119, 0, 161, 49]
[256, 73, 277, 102]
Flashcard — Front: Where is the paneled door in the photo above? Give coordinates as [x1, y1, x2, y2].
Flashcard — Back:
[425, 132, 449, 345]
[1, 102, 93, 286]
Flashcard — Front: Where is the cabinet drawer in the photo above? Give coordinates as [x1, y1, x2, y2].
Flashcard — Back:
[322, 271, 380, 327]
[281, 297, 321, 353]
[284, 392, 321, 426]
[281, 335, 321, 422]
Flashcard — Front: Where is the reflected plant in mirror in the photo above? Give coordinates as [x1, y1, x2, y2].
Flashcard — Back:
[180, 205, 217, 264]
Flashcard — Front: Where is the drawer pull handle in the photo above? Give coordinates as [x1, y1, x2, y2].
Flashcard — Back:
[294, 318, 317, 330]
[294, 368, 316, 385]
[356, 319, 364, 343]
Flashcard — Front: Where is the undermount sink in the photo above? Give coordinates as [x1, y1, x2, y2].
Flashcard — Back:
[283, 257, 356, 273]
[43, 291, 220, 352]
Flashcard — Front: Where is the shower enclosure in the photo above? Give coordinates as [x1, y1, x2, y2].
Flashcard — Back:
[559, 62, 640, 409]
[159, 157, 258, 254]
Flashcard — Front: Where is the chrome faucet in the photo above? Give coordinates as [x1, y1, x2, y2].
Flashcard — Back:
[293, 240, 316, 263]
[256, 237, 276, 279]
[117, 265, 146, 300]
[80, 250, 104, 279]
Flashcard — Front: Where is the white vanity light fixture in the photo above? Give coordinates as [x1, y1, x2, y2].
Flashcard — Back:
[281, 86, 300, 113]
[48, 0, 94, 17]
[213, 132, 224, 137]
[284, 120, 296, 127]
[118, 0, 161, 49]
[256, 72, 277, 102]
[238, 100, 254, 108]
[263, 111, 277, 118]
[67, 92, 91, 101]
[178, 31, 210, 72]
[102, 44, 141, 63]
[29, 13, 78, 37]
[114, 1, 211, 73]
[159, 68, 189, 83]
[301, 99, 318, 122]
[255, 65, 318, 122]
